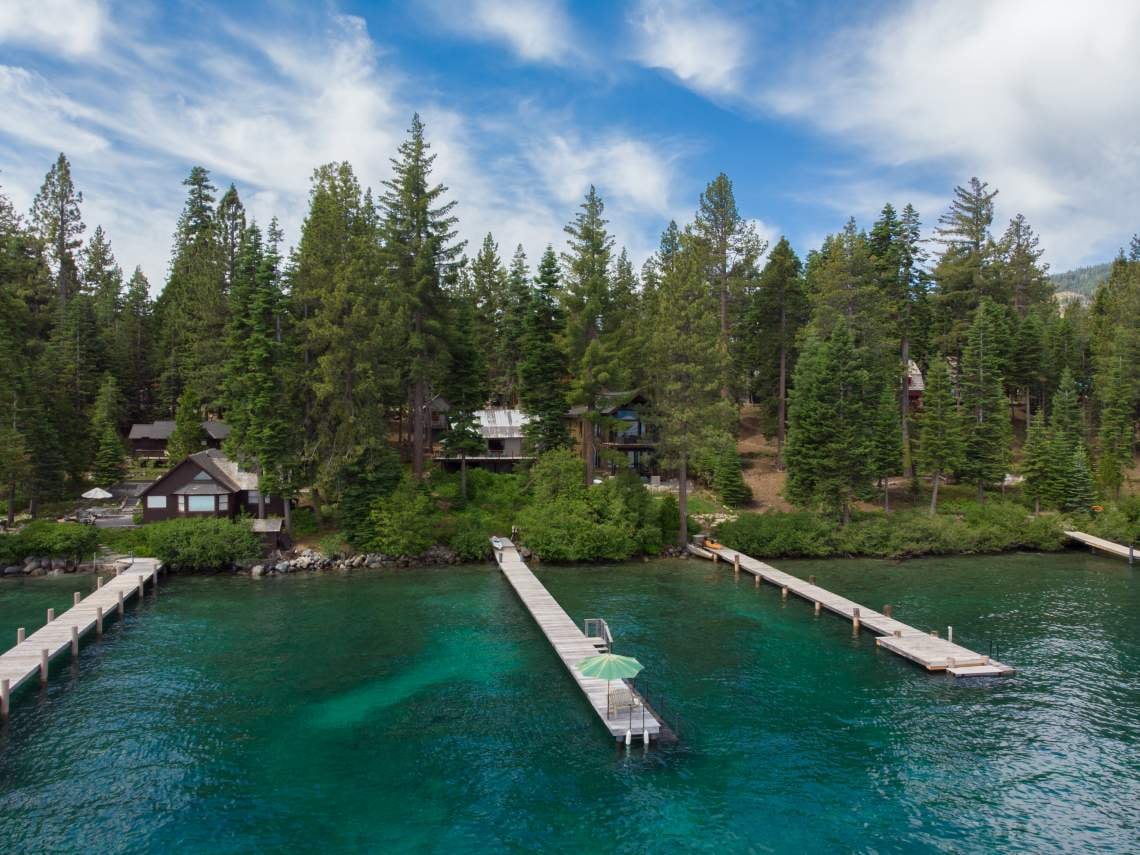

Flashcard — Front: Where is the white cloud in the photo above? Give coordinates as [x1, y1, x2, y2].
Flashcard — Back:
[629, 0, 747, 97]
[0, 7, 681, 287]
[0, 0, 106, 58]
[426, 0, 580, 64]
[764, 0, 1140, 268]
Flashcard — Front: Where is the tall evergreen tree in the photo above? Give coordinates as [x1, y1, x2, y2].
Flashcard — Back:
[958, 300, 1012, 500]
[216, 184, 246, 291]
[167, 387, 208, 462]
[1021, 410, 1054, 514]
[120, 267, 154, 421]
[740, 236, 808, 464]
[998, 213, 1051, 316]
[1095, 360, 1133, 500]
[30, 152, 84, 307]
[870, 386, 903, 509]
[916, 358, 965, 514]
[441, 299, 487, 501]
[785, 321, 875, 522]
[519, 246, 570, 453]
[90, 373, 126, 486]
[646, 231, 730, 544]
[379, 115, 463, 480]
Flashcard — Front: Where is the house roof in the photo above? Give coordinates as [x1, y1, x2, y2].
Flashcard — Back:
[140, 448, 258, 496]
[173, 481, 231, 495]
[475, 408, 530, 439]
[128, 420, 230, 441]
[567, 390, 646, 418]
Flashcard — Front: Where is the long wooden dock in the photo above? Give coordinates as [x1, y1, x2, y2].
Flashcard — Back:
[0, 559, 162, 715]
[688, 544, 1012, 677]
[491, 539, 662, 743]
[1066, 530, 1135, 561]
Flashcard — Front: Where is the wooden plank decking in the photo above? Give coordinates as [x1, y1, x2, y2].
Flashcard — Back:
[688, 544, 1013, 678]
[0, 559, 162, 713]
[492, 539, 662, 743]
[1066, 531, 1135, 561]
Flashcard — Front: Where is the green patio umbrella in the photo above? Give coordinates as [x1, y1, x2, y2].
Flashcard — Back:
[576, 653, 643, 680]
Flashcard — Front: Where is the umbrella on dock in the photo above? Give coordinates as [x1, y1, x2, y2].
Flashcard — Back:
[576, 653, 644, 719]
[82, 487, 113, 500]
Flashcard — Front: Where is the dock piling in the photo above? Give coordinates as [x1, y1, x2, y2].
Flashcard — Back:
[1, 678, 8, 718]
[73, 592, 80, 606]
[97, 576, 103, 589]
[734, 555, 740, 577]
[781, 585, 789, 600]
[137, 576, 144, 600]
[883, 604, 892, 618]
[96, 607, 103, 637]
[852, 608, 861, 633]
[17, 628, 24, 644]
[814, 601, 821, 616]
[117, 591, 124, 617]
[948, 626, 953, 643]
[40, 649, 49, 684]
[808, 575, 816, 586]
[70, 626, 79, 658]
[46, 608, 55, 623]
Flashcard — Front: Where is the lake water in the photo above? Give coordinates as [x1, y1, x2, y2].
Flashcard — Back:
[0, 552, 1137, 853]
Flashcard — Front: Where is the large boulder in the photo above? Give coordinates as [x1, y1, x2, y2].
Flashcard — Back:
[251, 565, 265, 578]
[3, 565, 23, 576]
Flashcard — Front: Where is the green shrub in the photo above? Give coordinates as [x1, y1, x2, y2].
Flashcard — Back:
[716, 511, 838, 558]
[317, 531, 350, 558]
[338, 444, 403, 549]
[146, 518, 261, 570]
[0, 521, 100, 561]
[449, 511, 496, 561]
[369, 476, 438, 557]
[290, 507, 320, 538]
[97, 526, 153, 557]
[1084, 498, 1140, 545]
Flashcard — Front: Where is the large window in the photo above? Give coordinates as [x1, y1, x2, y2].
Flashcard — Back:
[218, 494, 229, 511]
[188, 495, 214, 512]
[146, 495, 166, 509]
[178, 495, 186, 512]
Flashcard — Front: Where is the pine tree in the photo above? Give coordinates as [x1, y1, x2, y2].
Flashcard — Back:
[519, 246, 570, 453]
[646, 231, 730, 544]
[500, 244, 532, 404]
[739, 236, 809, 463]
[916, 359, 965, 514]
[216, 184, 246, 291]
[0, 421, 31, 528]
[998, 214, 1051, 316]
[441, 300, 487, 501]
[785, 320, 875, 522]
[91, 373, 127, 487]
[1021, 410, 1055, 513]
[155, 167, 227, 408]
[1096, 360, 1133, 500]
[562, 186, 621, 483]
[1059, 444, 1096, 513]
[379, 115, 464, 480]
[931, 177, 1002, 355]
[1050, 367, 1083, 451]
[29, 152, 85, 307]
[167, 387, 207, 462]
[958, 299, 1012, 500]
[871, 385, 903, 509]
[120, 267, 154, 421]
[713, 440, 751, 508]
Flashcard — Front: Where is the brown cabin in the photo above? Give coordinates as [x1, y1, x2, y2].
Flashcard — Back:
[139, 449, 284, 523]
[129, 420, 230, 463]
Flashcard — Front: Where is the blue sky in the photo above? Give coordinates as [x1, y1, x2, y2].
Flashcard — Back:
[1, 0, 1138, 290]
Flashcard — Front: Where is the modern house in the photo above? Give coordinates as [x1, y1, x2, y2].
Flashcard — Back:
[128, 420, 230, 463]
[433, 408, 533, 473]
[567, 390, 658, 475]
[138, 449, 284, 523]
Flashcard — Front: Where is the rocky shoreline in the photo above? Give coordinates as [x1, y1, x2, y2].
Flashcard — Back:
[3, 544, 692, 579]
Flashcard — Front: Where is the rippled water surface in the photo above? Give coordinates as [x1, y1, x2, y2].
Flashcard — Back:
[1, 552, 1138, 853]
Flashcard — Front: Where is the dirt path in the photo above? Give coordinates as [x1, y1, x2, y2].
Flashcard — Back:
[737, 405, 792, 512]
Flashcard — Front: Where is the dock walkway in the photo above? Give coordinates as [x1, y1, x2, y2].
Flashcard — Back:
[492, 539, 661, 742]
[688, 544, 1012, 677]
[0, 559, 162, 714]
[1066, 531, 1134, 561]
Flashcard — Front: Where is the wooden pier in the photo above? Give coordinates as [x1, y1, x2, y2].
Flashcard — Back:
[492, 539, 662, 743]
[688, 543, 1013, 678]
[0, 559, 162, 717]
[1066, 531, 1135, 562]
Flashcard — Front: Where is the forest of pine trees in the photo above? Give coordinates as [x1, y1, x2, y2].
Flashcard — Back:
[1, 118, 1137, 540]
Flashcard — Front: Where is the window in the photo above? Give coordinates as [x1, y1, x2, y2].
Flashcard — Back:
[193, 471, 213, 482]
[218, 494, 229, 511]
[247, 490, 260, 505]
[178, 495, 187, 512]
[188, 495, 215, 512]
[488, 439, 504, 452]
[146, 495, 166, 509]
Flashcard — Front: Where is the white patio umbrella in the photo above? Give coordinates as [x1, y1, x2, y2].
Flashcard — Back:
[82, 487, 113, 500]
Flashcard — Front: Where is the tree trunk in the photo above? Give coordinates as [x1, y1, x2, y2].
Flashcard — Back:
[841, 502, 851, 525]
[929, 472, 940, 515]
[283, 495, 293, 535]
[412, 378, 426, 480]
[460, 453, 468, 501]
[900, 336, 913, 477]
[677, 454, 688, 547]
[977, 480, 985, 503]
[6, 484, 15, 529]
[311, 486, 322, 526]
[29, 494, 38, 519]
[583, 415, 595, 486]
[777, 339, 787, 469]
[720, 278, 730, 399]
[883, 477, 890, 511]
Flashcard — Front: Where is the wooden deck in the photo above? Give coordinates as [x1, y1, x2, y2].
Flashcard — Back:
[1067, 531, 1135, 561]
[0, 559, 162, 715]
[492, 539, 662, 743]
[688, 544, 1013, 677]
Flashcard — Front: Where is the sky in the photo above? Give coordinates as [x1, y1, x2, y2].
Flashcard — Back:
[1, 0, 1138, 292]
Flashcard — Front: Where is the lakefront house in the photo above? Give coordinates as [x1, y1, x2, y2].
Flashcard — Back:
[138, 449, 284, 523]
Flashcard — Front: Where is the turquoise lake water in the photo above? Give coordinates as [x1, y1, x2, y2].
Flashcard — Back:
[0, 552, 1138, 853]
